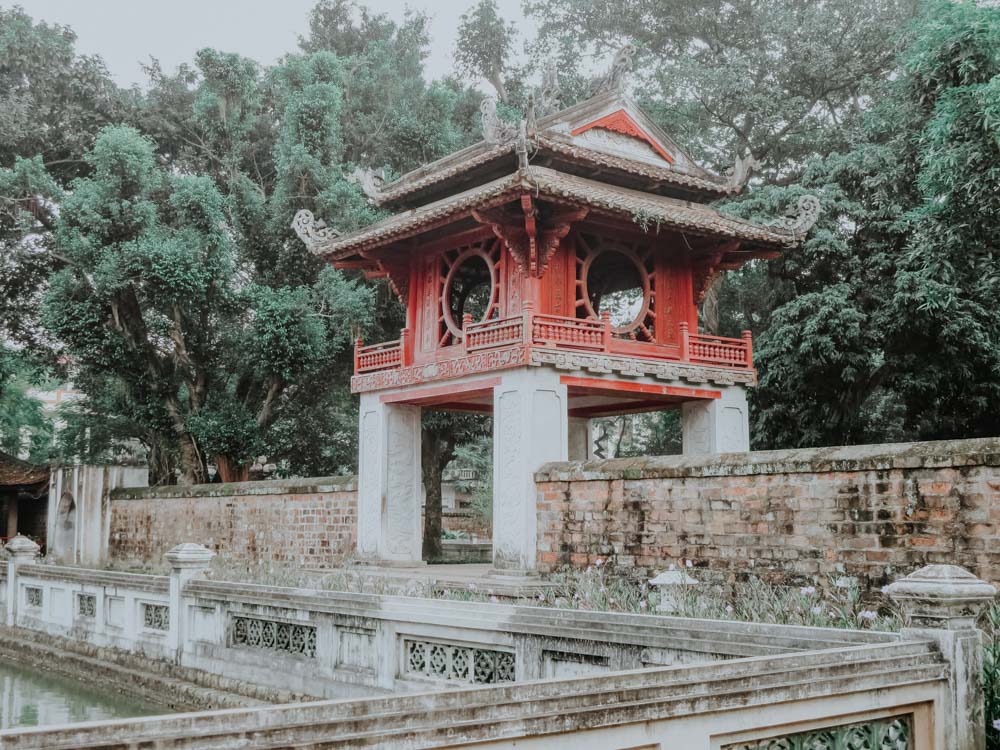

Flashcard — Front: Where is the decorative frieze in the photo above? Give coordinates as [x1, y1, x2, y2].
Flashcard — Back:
[404, 639, 515, 684]
[142, 603, 170, 631]
[723, 715, 911, 750]
[351, 344, 753, 393]
[231, 615, 317, 659]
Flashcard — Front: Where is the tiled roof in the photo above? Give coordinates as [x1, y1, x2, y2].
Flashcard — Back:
[0, 451, 49, 489]
[316, 166, 795, 260]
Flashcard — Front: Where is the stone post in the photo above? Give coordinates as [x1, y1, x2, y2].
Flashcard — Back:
[5, 535, 40, 627]
[886, 564, 997, 750]
[164, 543, 214, 662]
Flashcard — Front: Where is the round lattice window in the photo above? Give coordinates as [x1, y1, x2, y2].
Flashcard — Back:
[580, 244, 652, 335]
[442, 247, 498, 338]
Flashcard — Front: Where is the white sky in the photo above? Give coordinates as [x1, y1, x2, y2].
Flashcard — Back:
[17, 0, 531, 87]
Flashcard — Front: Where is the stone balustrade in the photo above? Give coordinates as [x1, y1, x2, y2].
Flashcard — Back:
[0, 537, 995, 749]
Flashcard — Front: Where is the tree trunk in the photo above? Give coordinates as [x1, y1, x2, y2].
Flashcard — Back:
[421, 430, 454, 562]
[177, 432, 207, 485]
[215, 454, 250, 483]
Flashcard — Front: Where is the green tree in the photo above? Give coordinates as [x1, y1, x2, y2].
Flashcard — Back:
[525, 0, 917, 175]
[454, 0, 518, 103]
[742, 0, 1000, 447]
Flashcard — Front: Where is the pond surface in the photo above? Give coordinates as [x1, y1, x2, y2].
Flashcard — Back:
[0, 658, 167, 730]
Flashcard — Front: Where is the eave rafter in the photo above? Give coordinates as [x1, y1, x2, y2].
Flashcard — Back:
[473, 196, 588, 277]
[333, 248, 411, 306]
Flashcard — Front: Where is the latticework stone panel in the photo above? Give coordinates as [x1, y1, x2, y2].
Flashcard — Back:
[230, 615, 317, 659]
[76, 593, 96, 618]
[24, 586, 42, 609]
[142, 603, 170, 631]
[723, 715, 911, 750]
[404, 639, 515, 684]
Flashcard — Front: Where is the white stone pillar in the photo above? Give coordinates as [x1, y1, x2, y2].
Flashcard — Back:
[357, 393, 423, 565]
[4, 535, 40, 627]
[492, 368, 568, 573]
[680, 385, 750, 455]
[887, 564, 997, 750]
[164, 542, 214, 662]
[568, 417, 592, 461]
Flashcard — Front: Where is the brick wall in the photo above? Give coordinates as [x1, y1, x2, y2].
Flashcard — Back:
[109, 477, 357, 567]
[441, 511, 491, 539]
[535, 438, 1000, 589]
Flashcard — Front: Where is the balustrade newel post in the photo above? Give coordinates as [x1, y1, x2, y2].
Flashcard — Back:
[887, 565, 997, 750]
[601, 311, 612, 352]
[679, 321, 690, 361]
[354, 337, 363, 374]
[400, 327, 411, 366]
[742, 330, 753, 368]
[462, 313, 473, 352]
[522, 300, 535, 348]
[164, 543, 215, 665]
[4, 535, 39, 627]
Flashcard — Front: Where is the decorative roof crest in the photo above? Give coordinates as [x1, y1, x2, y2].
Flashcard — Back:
[777, 194, 822, 236]
[481, 96, 517, 145]
[346, 166, 384, 202]
[591, 43, 636, 96]
[291, 209, 340, 251]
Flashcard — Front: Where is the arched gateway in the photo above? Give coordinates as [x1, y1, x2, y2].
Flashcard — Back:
[293, 57, 819, 573]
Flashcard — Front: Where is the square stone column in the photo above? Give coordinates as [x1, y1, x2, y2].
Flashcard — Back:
[357, 393, 423, 565]
[568, 417, 593, 461]
[681, 385, 750, 455]
[492, 368, 568, 573]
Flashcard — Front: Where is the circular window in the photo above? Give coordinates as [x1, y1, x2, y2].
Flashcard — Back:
[583, 248, 649, 333]
[443, 249, 497, 338]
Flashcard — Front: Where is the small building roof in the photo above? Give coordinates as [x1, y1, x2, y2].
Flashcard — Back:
[376, 92, 739, 209]
[0, 450, 49, 490]
[309, 165, 801, 262]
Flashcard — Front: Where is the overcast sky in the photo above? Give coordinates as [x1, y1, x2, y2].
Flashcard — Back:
[17, 0, 530, 87]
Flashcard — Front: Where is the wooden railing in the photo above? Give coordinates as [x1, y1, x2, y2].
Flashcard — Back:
[354, 338, 403, 373]
[531, 312, 609, 351]
[354, 311, 753, 375]
[680, 322, 753, 368]
[465, 314, 525, 351]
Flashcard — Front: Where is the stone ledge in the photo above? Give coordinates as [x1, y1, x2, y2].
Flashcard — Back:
[534, 437, 1000, 482]
[111, 475, 358, 501]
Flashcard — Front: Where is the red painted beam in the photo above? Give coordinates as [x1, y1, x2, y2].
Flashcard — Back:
[560, 375, 721, 401]
[380, 377, 502, 406]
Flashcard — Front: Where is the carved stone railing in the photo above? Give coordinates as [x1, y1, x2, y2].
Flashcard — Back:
[354, 311, 753, 375]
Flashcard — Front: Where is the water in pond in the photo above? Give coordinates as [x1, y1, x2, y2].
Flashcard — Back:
[0, 658, 167, 730]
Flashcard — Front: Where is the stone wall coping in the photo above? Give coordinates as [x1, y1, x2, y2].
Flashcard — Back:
[110, 475, 358, 501]
[535, 436, 1000, 481]
[0, 640, 943, 749]
[19, 564, 170, 594]
[187, 578, 897, 657]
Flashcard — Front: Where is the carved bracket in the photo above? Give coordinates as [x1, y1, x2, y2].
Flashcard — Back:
[473, 199, 588, 277]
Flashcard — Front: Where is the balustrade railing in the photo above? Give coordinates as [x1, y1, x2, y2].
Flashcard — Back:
[354, 338, 403, 373]
[354, 312, 753, 374]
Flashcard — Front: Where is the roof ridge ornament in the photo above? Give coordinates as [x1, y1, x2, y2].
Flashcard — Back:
[481, 96, 517, 145]
[346, 166, 384, 202]
[591, 42, 636, 97]
[777, 194, 822, 236]
[292, 209, 340, 251]
[724, 153, 759, 191]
